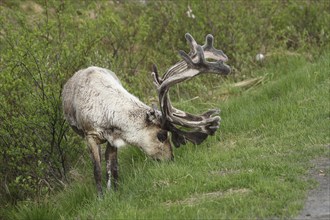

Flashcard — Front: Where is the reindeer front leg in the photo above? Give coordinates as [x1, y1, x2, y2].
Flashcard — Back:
[86, 135, 103, 197]
[105, 142, 118, 191]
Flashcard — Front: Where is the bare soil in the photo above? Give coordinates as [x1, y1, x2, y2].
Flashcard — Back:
[295, 156, 330, 220]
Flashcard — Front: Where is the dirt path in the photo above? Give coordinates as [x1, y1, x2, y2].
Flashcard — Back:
[295, 157, 330, 220]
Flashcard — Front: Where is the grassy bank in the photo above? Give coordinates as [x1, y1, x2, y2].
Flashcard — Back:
[6, 51, 329, 219]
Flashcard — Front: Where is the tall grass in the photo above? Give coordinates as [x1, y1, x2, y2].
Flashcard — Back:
[6, 51, 329, 219]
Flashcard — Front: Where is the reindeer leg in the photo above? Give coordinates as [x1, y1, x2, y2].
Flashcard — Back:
[86, 135, 103, 197]
[105, 142, 118, 191]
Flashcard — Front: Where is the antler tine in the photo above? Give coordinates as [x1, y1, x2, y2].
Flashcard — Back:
[179, 44, 205, 66]
[160, 33, 202, 81]
[151, 64, 162, 87]
[203, 34, 214, 50]
[185, 33, 199, 55]
[202, 34, 228, 62]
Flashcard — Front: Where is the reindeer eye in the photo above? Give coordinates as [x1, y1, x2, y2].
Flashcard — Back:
[157, 130, 168, 143]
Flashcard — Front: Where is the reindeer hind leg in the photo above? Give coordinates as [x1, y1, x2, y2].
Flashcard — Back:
[86, 135, 103, 197]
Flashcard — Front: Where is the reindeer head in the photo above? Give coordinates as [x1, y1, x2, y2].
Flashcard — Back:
[140, 109, 173, 161]
[151, 33, 230, 150]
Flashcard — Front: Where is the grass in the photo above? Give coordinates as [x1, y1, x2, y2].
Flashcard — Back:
[6, 52, 329, 219]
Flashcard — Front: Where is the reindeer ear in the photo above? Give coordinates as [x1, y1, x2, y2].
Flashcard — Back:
[146, 106, 162, 125]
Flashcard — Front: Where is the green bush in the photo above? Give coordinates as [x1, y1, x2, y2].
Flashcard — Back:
[0, 0, 329, 208]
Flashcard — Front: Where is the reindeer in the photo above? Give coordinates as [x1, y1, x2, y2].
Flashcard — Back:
[62, 33, 230, 196]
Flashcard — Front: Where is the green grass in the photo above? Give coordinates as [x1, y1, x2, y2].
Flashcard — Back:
[7, 52, 329, 219]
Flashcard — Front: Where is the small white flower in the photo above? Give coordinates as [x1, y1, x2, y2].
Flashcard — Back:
[188, 5, 192, 13]
[256, 53, 265, 61]
[186, 5, 195, 19]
